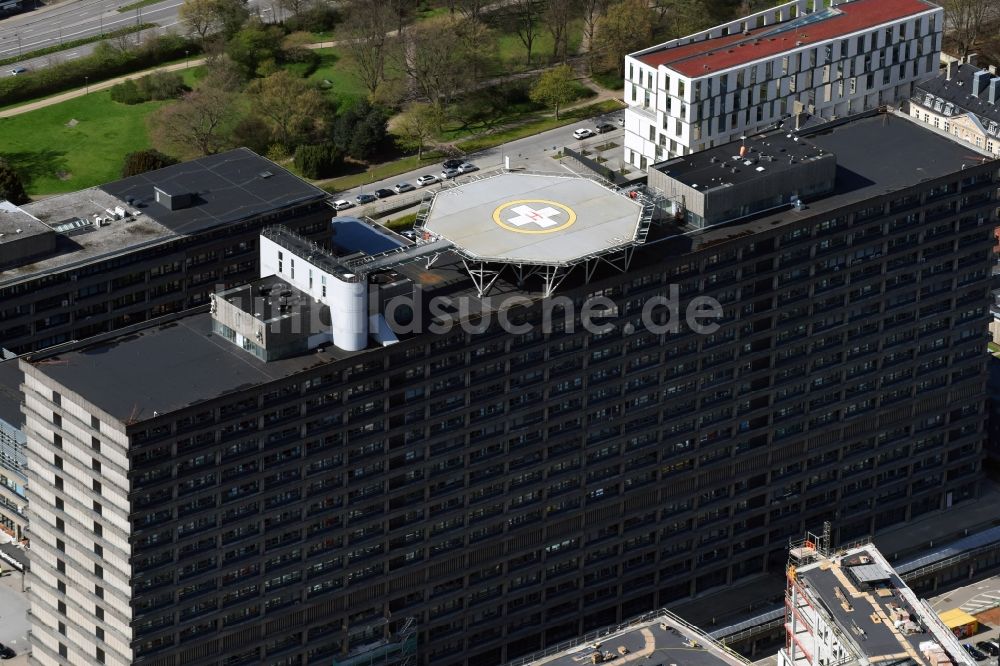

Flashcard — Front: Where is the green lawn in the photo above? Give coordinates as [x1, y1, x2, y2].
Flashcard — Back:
[305, 48, 368, 107]
[492, 19, 584, 73]
[0, 90, 163, 195]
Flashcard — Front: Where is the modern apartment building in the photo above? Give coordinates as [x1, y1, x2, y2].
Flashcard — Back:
[18, 112, 995, 666]
[0, 148, 331, 356]
[779, 538, 975, 666]
[623, 0, 942, 169]
[910, 62, 1000, 157]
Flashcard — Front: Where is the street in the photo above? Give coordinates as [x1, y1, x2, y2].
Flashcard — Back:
[338, 107, 635, 220]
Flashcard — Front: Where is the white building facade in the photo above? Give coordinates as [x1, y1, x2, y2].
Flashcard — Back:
[623, 0, 942, 170]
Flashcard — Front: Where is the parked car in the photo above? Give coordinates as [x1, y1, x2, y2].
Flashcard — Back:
[442, 158, 464, 170]
[573, 128, 594, 140]
[976, 642, 999, 657]
[964, 644, 987, 661]
[373, 188, 395, 199]
[9, 67, 26, 76]
[332, 199, 354, 211]
[0, 643, 14, 659]
[416, 174, 439, 187]
[618, 116, 625, 126]
[458, 162, 479, 174]
[440, 168, 460, 180]
[393, 182, 415, 193]
[595, 123, 615, 134]
[401, 230, 418, 240]
[355, 193, 377, 205]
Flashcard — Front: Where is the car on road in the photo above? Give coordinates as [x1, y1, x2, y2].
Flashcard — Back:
[0, 643, 14, 659]
[355, 193, 377, 205]
[964, 644, 987, 661]
[595, 123, 615, 134]
[442, 158, 464, 170]
[373, 188, 395, 199]
[332, 199, 354, 211]
[416, 174, 439, 187]
[976, 641, 999, 657]
[10, 67, 27, 76]
[458, 162, 479, 174]
[393, 182, 415, 193]
[440, 168, 460, 180]
[573, 128, 594, 140]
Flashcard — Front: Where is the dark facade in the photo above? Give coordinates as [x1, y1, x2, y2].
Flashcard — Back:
[0, 149, 331, 355]
[18, 114, 997, 666]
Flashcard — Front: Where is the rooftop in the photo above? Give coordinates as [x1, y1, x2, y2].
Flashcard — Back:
[508, 609, 751, 666]
[687, 112, 991, 249]
[0, 358, 23, 429]
[914, 63, 1000, 133]
[791, 543, 975, 666]
[217, 276, 330, 328]
[636, 0, 938, 77]
[656, 131, 830, 191]
[0, 200, 49, 242]
[421, 172, 645, 266]
[101, 148, 328, 235]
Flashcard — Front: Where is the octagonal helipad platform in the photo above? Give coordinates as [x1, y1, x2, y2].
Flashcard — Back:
[422, 173, 644, 266]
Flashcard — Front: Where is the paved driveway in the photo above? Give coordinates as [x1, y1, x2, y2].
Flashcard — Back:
[0, 570, 29, 657]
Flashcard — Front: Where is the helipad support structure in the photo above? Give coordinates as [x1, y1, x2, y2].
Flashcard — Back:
[416, 171, 653, 296]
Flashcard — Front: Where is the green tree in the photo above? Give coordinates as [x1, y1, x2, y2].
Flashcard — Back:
[332, 100, 389, 161]
[226, 20, 284, 77]
[179, 0, 248, 42]
[530, 64, 576, 119]
[248, 70, 328, 150]
[596, 0, 655, 76]
[149, 87, 238, 157]
[121, 150, 179, 178]
[293, 143, 344, 179]
[394, 102, 438, 161]
[0, 159, 28, 205]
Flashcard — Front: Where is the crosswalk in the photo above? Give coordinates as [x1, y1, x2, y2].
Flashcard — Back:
[960, 591, 1000, 614]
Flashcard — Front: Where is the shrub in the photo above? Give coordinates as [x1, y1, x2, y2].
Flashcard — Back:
[293, 143, 344, 179]
[0, 159, 28, 205]
[110, 78, 144, 104]
[121, 150, 178, 178]
[136, 71, 186, 101]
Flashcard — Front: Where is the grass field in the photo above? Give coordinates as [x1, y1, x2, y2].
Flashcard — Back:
[491, 19, 584, 73]
[0, 90, 163, 195]
[306, 48, 368, 108]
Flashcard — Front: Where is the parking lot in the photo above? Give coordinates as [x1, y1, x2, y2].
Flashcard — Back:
[931, 573, 1000, 662]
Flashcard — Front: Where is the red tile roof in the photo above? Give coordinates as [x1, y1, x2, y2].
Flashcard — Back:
[636, 0, 936, 78]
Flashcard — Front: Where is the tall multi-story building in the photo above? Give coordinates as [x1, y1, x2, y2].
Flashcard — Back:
[779, 537, 974, 666]
[623, 0, 941, 170]
[0, 148, 331, 355]
[18, 112, 995, 666]
[0, 358, 27, 540]
[910, 61, 1000, 157]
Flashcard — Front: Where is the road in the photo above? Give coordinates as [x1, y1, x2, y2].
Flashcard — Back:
[334, 108, 634, 220]
[0, 0, 279, 75]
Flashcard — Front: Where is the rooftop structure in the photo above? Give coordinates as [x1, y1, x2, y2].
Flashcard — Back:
[910, 62, 1000, 158]
[507, 609, 751, 666]
[781, 538, 975, 666]
[623, 0, 941, 169]
[0, 200, 56, 269]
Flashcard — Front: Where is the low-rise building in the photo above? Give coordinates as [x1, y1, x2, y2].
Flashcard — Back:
[910, 62, 1000, 157]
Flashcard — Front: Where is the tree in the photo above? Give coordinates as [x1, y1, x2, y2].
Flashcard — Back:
[404, 17, 467, 115]
[342, 0, 395, 97]
[278, 0, 311, 19]
[293, 143, 344, 179]
[596, 0, 655, 76]
[248, 70, 328, 150]
[394, 102, 438, 161]
[226, 20, 285, 77]
[149, 87, 238, 157]
[530, 64, 576, 119]
[179, 0, 249, 42]
[509, 0, 541, 65]
[332, 100, 389, 161]
[658, 0, 734, 38]
[943, 0, 998, 58]
[121, 150, 178, 178]
[0, 159, 28, 205]
[545, 0, 578, 62]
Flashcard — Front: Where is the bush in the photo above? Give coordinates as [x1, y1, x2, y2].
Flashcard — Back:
[0, 34, 199, 108]
[136, 71, 186, 101]
[331, 100, 389, 162]
[121, 150, 178, 178]
[294, 143, 344, 179]
[110, 78, 144, 104]
[0, 159, 28, 205]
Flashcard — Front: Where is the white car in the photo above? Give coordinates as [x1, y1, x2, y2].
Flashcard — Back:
[332, 199, 354, 211]
[393, 182, 415, 193]
[573, 128, 594, 140]
[440, 168, 460, 180]
[416, 174, 439, 187]
[458, 162, 479, 174]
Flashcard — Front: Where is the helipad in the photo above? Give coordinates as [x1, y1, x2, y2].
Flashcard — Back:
[421, 172, 646, 265]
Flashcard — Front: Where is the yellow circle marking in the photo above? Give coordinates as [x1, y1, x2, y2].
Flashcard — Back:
[492, 199, 577, 234]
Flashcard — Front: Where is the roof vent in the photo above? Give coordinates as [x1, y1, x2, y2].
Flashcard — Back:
[259, 170, 274, 179]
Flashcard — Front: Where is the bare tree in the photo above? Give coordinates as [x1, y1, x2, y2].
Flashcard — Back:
[343, 0, 395, 96]
[404, 17, 467, 111]
[248, 70, 328, 149]
[545, 0, 578, 62]
[596, 0, 655, 76]
[581, 0, 608, 65]
[150, 87, 238, 157]
[456, 0, 488, 22]
[509, 0, 542, 65]
[943, 0, 998, 58]
[277, 0, 310, 18]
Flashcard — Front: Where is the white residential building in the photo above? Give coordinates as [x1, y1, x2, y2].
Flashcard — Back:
[623, 0, 942, 170]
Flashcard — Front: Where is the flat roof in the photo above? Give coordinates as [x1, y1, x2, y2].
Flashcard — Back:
[217, 276, 330, 327]
[422, 173, 644, 266]
[101, 148, 328, 236]
[331, 217, 405, 256]
[0, 200, 49, 241]
[690, 113, 990, 250]
[655, 131, 830, 190]
[637, 0, 937, 76]
[518, 610, 750, 666]
[23, 314, 353, 424]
